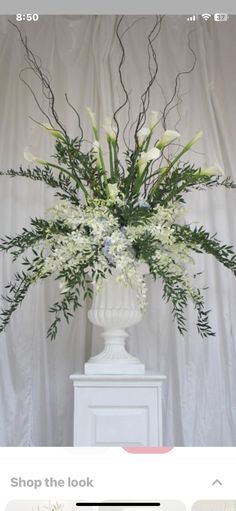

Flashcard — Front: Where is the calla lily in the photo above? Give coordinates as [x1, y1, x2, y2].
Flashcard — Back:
[165, 130, 204, 172]
[137, 127, 151, 147]
[24, 147, 47, 165]
[158, 130, 181, 149]
[200, 165, 224, 177]
[149, 110, 160, 130]
[138, 147, 161, 173]
[86, 107, 100, 142]
[103, 117, 117, 142]
[184, 130, 203, 151]
[42, 123, 66, 141]
[86, 107, 97, 129]
[146, 147, 161, 160]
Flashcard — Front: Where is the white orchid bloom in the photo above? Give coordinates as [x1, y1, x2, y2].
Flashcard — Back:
[149, 110, 160, 130]
[137, 127, 151, 147]
[103, 116, 117, 142]
[24, 147, 47, 165]
[158, 129, 181, 149]
[108, 183, 119, 201]
[200, 165, 224, 177]
[138, 147, 160, 173]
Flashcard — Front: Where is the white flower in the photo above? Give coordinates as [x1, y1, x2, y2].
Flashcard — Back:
[41, 123, 66, 141]
[137, 127, 151, 147]
[184, 130, 203, 151]
[108, 183, 119, 200]
[190, 130, 203, 144]
[138, 147, 161, 173]
[23, 147, 47, 165]
[167, 129, 203, 168]
[149, 110, 160, 130]
[200, 164, 224, 177]
[136, 199, 150, 208]
[103, 116, 117, 141]
[144, 147, 161, 160]
[86, 107, 97, 129]
[158, 130, 181, 149]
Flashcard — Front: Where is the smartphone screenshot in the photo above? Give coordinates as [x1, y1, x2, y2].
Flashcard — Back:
[0, 0, 236, 508]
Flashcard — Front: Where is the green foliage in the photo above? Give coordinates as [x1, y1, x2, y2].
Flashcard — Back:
[0, 166, 80, 204]
[1, 122, 236, 341]
[133, 231, 215, 337]
[175, 224, 236, 274]
[148, 163, 236, 206]
[0, 271, 31, 333]
[0, 218, 50, 260]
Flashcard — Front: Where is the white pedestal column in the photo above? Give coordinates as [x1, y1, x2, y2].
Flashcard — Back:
[70, 373, 166, 446]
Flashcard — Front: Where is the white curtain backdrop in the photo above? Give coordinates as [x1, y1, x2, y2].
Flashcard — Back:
[0, 15, 236, 446]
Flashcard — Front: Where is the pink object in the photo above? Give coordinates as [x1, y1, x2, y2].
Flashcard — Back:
[123, 447, 173, 454]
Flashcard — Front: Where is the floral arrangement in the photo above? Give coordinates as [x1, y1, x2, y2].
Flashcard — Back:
[1, 19, 236, 341]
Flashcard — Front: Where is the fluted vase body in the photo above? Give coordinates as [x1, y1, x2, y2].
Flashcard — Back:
[85, 269, 146, 374]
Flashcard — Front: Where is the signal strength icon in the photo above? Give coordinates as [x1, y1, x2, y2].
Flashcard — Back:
[201, 13, 212, 20]
[187, 15, 196, 21]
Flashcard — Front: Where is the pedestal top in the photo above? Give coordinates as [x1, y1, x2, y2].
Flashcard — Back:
[70, 372, 166, 386]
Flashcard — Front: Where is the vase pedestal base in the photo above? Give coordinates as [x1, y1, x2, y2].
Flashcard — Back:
[84, 361, 145, 375]
[84, 331, 145, 375]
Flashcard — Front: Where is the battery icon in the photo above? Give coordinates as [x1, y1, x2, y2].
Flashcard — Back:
[214, 13, 228, 21]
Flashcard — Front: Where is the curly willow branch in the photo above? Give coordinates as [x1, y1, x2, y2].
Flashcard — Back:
[9, 20, 68, 136]
[134, 15, 164, 140]
[9, 17, 197, 152]
[161, 28, 197, 129]
[112, 16, 130, 145]
[114, 17, 197, 148]
[64, 93, 84, 143]
[113, 15, 164, 150]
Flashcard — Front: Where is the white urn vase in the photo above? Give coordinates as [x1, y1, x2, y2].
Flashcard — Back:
[84, 265, 148, 375]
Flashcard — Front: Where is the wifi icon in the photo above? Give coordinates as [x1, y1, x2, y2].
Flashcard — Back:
[201, 13, 212, 20]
